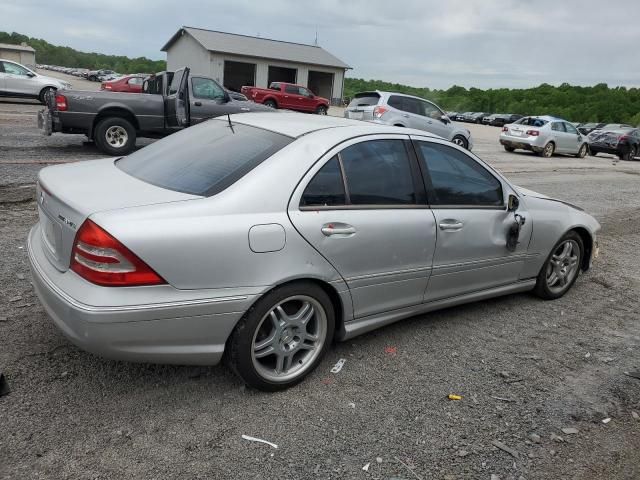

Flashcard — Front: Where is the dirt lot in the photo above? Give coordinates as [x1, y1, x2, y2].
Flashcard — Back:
[1, 73, 639, 480]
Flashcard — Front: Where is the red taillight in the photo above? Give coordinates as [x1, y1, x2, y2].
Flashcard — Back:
[618, 135, 629, 142]
[104, 84, 112, 90]
[373, 106, 388, 118]
[55, 94, 67, 111]
[502, 126, 508, 132]
[526, 130, 540, 136]
[70, 220, 166, 287]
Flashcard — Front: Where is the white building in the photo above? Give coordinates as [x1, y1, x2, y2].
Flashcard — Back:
[162, 27, 350, 104]
[0, 43, 36, 68]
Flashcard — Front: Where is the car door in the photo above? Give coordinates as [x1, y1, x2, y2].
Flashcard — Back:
[283, 84, 302, 110]
[288, 136, 437, 319]
[165, 67, 190, 128]
[412, 138, 533, 302]
[550, 121, 570, 152]
[563, 122, 583, 154]
[1, 61, 37, 95]
[417, 99, 452, 139]
[296, 86, 315, 111]
[188, 76, 245, 124]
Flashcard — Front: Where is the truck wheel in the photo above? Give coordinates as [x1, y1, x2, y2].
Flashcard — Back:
[315, 105, 328, 115]
[94, 117, 136, 156]
[264, 99, 277, 109]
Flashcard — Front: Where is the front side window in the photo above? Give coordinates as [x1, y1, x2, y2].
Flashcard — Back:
[128, 77, 144, 86]
[2, 62, 29, 76]
[420, 100, 443, 119]
[269, 83, 280, 91]
[117, 120, 292, 197]
[564, 123, 578, 134]
[168, 69, 184, 95]
[285, 85, 299, 94]
[298, 87, 311, 97]
[191, 77, 225, 100]
[417, 142, 503, 206]
[300, 157, 346, 207]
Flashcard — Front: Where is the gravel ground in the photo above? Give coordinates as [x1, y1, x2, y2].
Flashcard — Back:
[1, 76, 639, 479]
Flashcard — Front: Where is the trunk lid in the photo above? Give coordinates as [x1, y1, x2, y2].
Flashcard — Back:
[36, 158, 199, 272]
[506, 124, 532, 137]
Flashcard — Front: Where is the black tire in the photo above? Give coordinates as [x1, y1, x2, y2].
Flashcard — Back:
[575, 143, 588, 158]
[452, 135, 469, 149]
[226, 282, 335, 391]
[39, 86, 55, 105]
[534, 231, 584, 300]
[264, 99, 277, 109]
[94, 117, 136, 156]
[590, 149, 598, 157]
[540, 142, 555, 158]
[622, 145, 637, 161]
[315, 105, 328, 115]
[504, 145, 515, 152]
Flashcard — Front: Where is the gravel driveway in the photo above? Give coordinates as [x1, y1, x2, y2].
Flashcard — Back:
[1, 85, 639, 479]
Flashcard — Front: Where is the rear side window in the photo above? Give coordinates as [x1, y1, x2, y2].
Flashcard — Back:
[341, 140, 416, 205]
[300, 157, 346, 207]
[117, 120, 292, 196]
[348, 93, 380, 107]
[518, 117, 548, 127]
[417, 142, 503, 206]
[551, 122, 566, 132]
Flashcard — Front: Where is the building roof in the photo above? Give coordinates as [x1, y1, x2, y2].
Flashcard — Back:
[162, 27, 350, 70]
[0, 42, 35, 53]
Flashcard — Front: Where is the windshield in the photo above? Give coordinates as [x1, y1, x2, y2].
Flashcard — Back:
[117, 120, 293, 196]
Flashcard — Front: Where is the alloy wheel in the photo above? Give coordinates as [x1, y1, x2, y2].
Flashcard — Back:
[105, 126, 128, 148]
[546, 239, 580, 294]
[543, 143, 555, 157]
[251, 295, 327, 382]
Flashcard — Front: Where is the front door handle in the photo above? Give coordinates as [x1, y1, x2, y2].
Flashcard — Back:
[321, 223, 356, 236]
[194, 101, 202, 106]
[401, 114, 409, 118]
[439, 220, 464, 231]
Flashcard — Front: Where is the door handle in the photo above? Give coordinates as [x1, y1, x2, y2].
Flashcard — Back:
[439, 221, 464, 231]
[401, 114, 409, 118]
[321, 223, 356, 236]
[194, 101, 202, 106]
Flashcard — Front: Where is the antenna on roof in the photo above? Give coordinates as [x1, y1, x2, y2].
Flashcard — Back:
[227, 113, 235, 133]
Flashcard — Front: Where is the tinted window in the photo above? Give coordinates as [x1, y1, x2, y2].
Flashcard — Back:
[348, 93, 380, 107]
[285, 85, 299, 94]
[388, 95, 405, 110]
[517, 117, 548, 127]
[300, 157, 346, 207]
[417, 142, 503, 206]
[191, 77, 226, 100]
[117, 120, 292, 196]
[551, 122, 566, 132]
[402, 97, 423, 115]
[341, 140, 416, 205]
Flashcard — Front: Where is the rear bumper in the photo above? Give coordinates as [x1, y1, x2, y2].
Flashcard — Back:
[589, 144, 625, 156]
[27, 224, 255, 365]
[500, 135, 545, 152]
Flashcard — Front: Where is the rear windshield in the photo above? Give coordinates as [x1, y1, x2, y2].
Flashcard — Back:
[348, 93, 380, 108]
[516, 117, 548, 127]
[117, 120, 293, 197]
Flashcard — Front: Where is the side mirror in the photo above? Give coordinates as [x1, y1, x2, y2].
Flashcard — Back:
[440, 114, 450, 124]
[27, 72, 36, 78]
[508, 194, 520, 211]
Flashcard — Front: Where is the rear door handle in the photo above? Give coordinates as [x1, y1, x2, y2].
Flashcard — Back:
[439, 221, 464, 231]
[321, 223, 356, 236]
[401, 114, 409, 118]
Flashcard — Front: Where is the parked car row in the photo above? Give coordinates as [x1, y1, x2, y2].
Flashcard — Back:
[499, 115, 639, 160]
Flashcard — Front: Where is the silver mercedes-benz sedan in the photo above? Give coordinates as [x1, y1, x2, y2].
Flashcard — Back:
[28, 112, 600, 391]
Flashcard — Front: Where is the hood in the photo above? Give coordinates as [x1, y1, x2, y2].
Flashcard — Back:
[516, 186, 583, 211]
[39, 74, 72, 89]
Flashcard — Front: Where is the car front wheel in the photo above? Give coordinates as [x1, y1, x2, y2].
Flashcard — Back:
[452, 135, 469, 149]
[315, 105, 328, 115]
[534, 231, 584, 300]
[226, 282, 335, 391]
[575, 143, 588, 158]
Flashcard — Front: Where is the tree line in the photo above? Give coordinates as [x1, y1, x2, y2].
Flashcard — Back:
[344, 78, 640, 125]
[0, 31, 166, 74]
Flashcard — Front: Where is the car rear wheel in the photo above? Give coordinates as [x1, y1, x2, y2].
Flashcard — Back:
[575, 143, 588, 158]
[315, 105, 328, 115]
[452, 135, 469, 149]
[540, 142, 555, 158]
[504, 145, 515, 152]
[226, 282, 335, 391]
[94, 117, 137, 156]
[590, 150, 598, 157]
[534, 231, 584, 300]
[264, 99, 277, 109]
[39, 87, 55, 105]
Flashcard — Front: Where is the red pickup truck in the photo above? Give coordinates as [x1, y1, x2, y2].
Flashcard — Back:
[241, 82, 329, 115]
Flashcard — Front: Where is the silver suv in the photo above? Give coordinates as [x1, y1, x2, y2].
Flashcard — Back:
[345, 91, 473, 149]
[0, 59, 72, 104]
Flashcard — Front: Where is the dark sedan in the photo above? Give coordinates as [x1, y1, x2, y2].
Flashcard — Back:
[491, 114, 524, 127]
[589, 127, 640, 160]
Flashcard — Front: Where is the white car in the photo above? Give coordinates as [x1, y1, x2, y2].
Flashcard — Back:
[0, 59, 72, 104]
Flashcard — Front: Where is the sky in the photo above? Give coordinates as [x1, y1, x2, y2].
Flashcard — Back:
[2, 0, 639, 89]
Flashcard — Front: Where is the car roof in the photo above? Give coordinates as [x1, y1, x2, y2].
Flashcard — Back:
[227, 111, 441, 139]
[364, 90, 438, 103]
